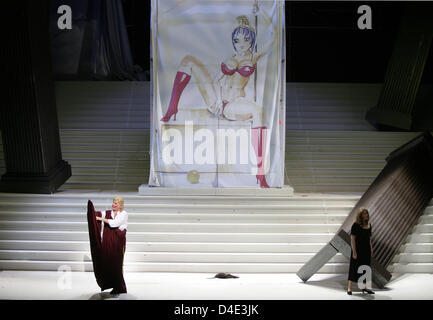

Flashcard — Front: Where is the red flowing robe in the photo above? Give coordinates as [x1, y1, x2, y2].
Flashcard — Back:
[87, 200, 127, 293]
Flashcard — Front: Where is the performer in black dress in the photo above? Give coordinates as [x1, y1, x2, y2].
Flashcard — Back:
[347, 207, 374, 295]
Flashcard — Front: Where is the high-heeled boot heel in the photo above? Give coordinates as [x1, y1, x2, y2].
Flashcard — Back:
[252, 126, 270, 188]
[161, 71, 191, 122]
[256, 174, 270, 188]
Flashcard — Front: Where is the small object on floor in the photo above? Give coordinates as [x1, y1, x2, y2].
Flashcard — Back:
[211, 272, 239, 279]
[362, 289, 375, 294]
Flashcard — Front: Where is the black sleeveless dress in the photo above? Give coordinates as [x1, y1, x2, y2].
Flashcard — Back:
[348, 222, 372, 282]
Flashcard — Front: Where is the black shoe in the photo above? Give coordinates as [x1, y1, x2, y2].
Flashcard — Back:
[347, 291, 352, 295]
[362, 289, 375, 294]
[110, 289, 126, 295]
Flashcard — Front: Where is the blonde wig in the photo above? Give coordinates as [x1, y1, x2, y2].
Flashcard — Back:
[113, 196, 125, 211]
[355, 207, 369, 225]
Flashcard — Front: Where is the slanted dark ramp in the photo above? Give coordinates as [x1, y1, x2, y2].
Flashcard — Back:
[297, 132, 433, 288]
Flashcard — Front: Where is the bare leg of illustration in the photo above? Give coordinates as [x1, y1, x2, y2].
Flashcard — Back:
[161, 55, 218, 122]
[181, 55, 218, 109]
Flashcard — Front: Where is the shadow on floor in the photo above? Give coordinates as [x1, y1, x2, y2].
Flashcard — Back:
[300, 274, 392, 300]
[387, 273, 411, 285]
[88, 292, 137, 300]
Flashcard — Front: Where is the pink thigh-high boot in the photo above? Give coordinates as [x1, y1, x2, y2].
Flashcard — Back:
[160, 71, 191, 122]
[251, 126, 270, 188]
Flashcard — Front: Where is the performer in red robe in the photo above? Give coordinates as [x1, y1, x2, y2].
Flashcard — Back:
[87, 197, 128, 295]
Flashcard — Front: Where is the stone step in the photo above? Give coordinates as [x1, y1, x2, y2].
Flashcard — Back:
[0, 203, 356, 214]
[0, 240, 327, 253]
[0, 260, 350, 273]
[0, 250, 348, 264]
[392, 253, 433, 264]
[388, 263, 433, 273]
[0, 230, 336, 243]
[0, 221, 342, 233]
[0, 212, 349, 224]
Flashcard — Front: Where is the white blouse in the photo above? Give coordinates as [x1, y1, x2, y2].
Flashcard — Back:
[106, 210, 128, 231]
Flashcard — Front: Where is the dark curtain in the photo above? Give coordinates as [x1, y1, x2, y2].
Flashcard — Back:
[50, 0, 141, 80]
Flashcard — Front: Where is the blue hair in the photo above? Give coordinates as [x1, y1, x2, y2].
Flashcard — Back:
[232, 27, 256, 52]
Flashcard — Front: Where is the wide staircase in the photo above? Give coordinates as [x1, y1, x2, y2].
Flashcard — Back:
[0, 81, 431, 274]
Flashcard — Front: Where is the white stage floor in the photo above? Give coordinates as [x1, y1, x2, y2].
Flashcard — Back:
[0, 271, 432, 300]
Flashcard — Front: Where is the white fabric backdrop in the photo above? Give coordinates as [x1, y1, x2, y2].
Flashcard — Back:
[149, 0, 285, 188]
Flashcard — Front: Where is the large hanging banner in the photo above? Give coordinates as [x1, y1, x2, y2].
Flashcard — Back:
[149, 0, 285, 188]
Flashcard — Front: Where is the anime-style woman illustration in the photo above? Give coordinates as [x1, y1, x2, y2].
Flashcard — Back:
[87, 197, 128, 295]
[160, 5, 277, 188]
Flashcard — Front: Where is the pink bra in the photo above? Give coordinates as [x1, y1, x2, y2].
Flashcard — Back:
[221, 62, 255, 77]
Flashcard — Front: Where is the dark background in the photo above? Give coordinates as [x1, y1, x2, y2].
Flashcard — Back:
[121, 0, 433, 83]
